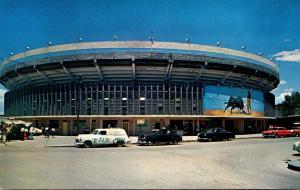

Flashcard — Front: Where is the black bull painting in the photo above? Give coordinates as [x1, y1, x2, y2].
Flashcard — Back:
[224, 96, 246, 114]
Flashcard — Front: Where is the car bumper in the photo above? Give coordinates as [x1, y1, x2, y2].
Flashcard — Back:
[137, 139, 147, 144]
[293, 144, 300, 152]
[262, 134, 274, 137]
[198, 137, 210, 141]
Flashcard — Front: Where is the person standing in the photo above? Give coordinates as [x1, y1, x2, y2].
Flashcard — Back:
[45, 126, 49, 138]
[29, 126, 34, 140]
[51, 127, 55, 138]
[246, 90, 252, 114]
[20, 127, 25, 140]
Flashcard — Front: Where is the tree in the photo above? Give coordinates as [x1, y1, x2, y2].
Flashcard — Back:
[276, 92, 300, 116]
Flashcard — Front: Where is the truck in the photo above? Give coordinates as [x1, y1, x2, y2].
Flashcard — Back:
[75, 128, 130, 148]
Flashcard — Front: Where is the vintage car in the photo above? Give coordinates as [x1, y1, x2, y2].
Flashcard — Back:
[291, 128, 300, 137]
[75, 128, 130, 148]
[137, 129, 182, 145]
[262, 127, 293, 138]
[198, 127, 235, 141]
[293, 141, 300, 152]
[31, 127, 42, 135]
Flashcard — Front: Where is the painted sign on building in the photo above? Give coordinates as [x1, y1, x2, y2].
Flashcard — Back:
[203, 85, 264, 116]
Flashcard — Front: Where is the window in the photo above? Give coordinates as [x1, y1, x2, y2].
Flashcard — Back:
[99, 130, 107, 135]
[92, 130, 98, 135]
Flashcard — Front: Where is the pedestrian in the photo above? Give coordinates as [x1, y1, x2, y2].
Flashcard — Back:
[21, 127, 25, 140]
[5, 125, 11, 142]
[51, 127, 55, 138]
[45, 126, 49, 138]
[29, 126, 34, 140]
[41, 126, 45, 136]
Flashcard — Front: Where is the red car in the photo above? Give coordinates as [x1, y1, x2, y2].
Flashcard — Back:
[262, 127, 293, 138]
[291, 128, 300, 137]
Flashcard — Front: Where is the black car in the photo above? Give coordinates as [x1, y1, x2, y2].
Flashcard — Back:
[137, 129, 182, 145]
[198, 127, 235, 141]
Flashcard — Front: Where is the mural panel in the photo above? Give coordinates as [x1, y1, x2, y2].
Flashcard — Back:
[203, 85, 264, 116]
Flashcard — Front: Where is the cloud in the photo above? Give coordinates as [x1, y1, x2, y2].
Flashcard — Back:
[273, 49, 300, 62]
[271, 80, 287, 93]
[284, 38, 292, 42]
[275, 88, 294, 104]
[279, 80, 287, 85]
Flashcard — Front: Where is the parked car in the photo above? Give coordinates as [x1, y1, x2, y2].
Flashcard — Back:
[31, 127, 42, 135]
[291, 128, 300, 137]
[75, 128, 130, 148]
[293, 141, 300, 152]
[137, 129, 182, 145]
[262, 127, 293, 138]
[198, 128, 235, 141]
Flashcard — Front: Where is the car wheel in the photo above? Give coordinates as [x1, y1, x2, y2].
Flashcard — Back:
[172, 140, 178, 145]
[274, 134, 278, 138]
[83, 141, 92, 148]
[146, 140, 153, 146]
[116, 141, 124, 147]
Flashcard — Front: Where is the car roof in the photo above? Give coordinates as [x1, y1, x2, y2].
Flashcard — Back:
[94, 128, 125, 131]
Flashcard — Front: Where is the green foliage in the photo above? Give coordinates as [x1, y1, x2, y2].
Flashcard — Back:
[276, 92, 300, 116]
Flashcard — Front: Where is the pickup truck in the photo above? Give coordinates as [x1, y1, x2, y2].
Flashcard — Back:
[75, 128, 130, 148]
[262, 127, 293, 138]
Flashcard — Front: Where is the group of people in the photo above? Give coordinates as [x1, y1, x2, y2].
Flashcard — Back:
[42, 126, 56, 138]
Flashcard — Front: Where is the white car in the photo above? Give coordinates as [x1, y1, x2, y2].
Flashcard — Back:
[293, 141, 300, 152]
[32, 127, 42, 135]
[75, 128, 130, 148]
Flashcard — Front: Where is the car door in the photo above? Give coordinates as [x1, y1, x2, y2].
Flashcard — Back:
[213, 128, 222, 139]
[98, 130, 109, 145]
[158, 130, 166, 142]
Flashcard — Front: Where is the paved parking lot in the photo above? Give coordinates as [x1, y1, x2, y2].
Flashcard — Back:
[0, 136, 299, 189]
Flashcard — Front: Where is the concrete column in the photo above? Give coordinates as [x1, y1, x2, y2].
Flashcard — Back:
[165, 118, 170, 128]
[99, 119, 103, 128]
[132, 118, 136, 135]
[222, 119, 225, 128]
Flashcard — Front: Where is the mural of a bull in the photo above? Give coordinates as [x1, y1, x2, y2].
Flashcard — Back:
[224, 96, 246, 114]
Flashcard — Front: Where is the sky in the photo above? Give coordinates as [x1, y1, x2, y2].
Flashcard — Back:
[0, 0, 299, 114]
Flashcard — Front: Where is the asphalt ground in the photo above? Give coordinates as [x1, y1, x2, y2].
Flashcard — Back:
[0, 136, 299, 189]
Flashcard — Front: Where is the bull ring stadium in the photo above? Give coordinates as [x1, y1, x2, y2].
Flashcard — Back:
[0, 41, 279, 135]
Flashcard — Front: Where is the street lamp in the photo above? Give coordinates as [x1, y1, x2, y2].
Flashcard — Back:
[216, 41, 221, 47]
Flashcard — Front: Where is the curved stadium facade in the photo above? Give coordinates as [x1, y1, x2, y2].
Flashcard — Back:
[0, 41, 279, 135]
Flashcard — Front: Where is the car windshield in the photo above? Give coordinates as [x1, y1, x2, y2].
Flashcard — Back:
[92, 130, 98, 135]
[206, 129, 214, 133]
[206, 128, 222, 133]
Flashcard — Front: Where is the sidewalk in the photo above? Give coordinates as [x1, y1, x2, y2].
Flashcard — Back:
[1, 133, 262, 147]
[129, 133, 262, 143]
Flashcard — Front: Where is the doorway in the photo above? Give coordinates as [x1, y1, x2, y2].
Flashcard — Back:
[62, 120, 68, 135]
[103, 120, 117, 128]
[225, 120, 234, 132]
[122, 120, 129, 134]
